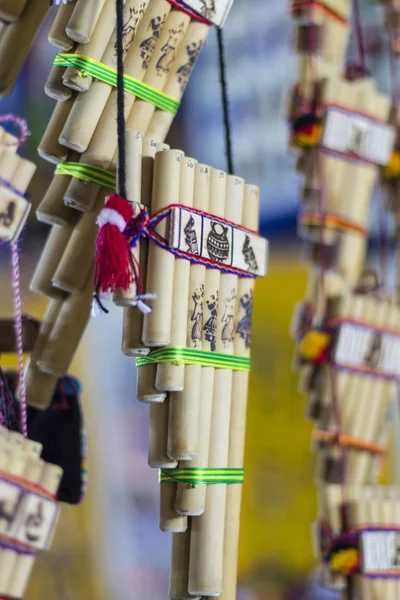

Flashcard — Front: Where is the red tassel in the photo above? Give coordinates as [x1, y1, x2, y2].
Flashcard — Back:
[94, 194, 134, 293]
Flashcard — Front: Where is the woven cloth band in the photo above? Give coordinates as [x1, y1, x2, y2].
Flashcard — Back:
[55, 162, 116, 188]
[299, 211, 368, 237]
[159, 467, 244, 485]
[136, 347, 250, 371]
[290, 0, 348, 24]
[54, 54, 180, 115]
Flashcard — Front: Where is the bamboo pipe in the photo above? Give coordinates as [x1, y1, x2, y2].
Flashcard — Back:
[29, 219, 78, 300]
[25, 299, 62, 409]
[169, 529, 201, 600]
[148, 401, 177, 468]
[159, 476, 188, 532]
[38, 96, 76, 164]
[59, 0, 169, 155]
[168, 166, 217, 463]
[189, 175, 245, 597]
[0, 0, 50, 97]
[142, 149, 182, 346]
[36, 154, 80, 226]
[48, 0, 76, 50]
[5, 462, 63, 599]
[37, 266, 94, 376]
[156, 156, 197, 391]
[127, 140, 168, 363]
[66, 0, 106, 44]
[219, 184, 260, 600]
[45, 65, 73, 102]
[146, 20, 210, 141]
[136, 141, 170, 402]
[51, 190, 108, 294]
[0, 0, 27, 22]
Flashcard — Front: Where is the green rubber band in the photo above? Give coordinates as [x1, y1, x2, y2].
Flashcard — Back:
[159, 468, 244, 485]
[55, 162, 116, 188]
[54, 53, 180, 115]
[136, 347, 250, 371]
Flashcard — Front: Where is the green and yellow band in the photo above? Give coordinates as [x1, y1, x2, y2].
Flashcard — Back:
[159, 468, 244, 485]
[54, 53, 180, 115]
[136, 347, 250, 371]
[55, 162, 116, 188]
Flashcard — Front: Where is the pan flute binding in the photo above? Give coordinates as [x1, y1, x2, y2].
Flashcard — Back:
[289, 0, 400, 595]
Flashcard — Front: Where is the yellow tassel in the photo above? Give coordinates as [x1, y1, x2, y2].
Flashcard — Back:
[299, 331, 330, 361]
[383, 151, 400, 178]
[330, 548, 359, 574]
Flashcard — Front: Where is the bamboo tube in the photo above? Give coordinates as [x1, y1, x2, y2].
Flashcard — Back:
[220, 184, 260, 600]
[159, 478, 188, 533]
[37, 267, 94, 376]
[36, 154, 80, 226]
[25, 299, 62, 409]
[156, 156, 197, 391]
[66, 0, 106, 44]
[48, 0, 76, 50]
[5, 462, 63, 599]
[189, 176, 245, 597]
[0, 0, 50, 97]
[169, 529, 201, 600]
[142, 149, 182, 345]
[146, 20, 210, 141]
[148, 401, 177, 468]
[168, 165, 215, 463]
[0, 0, 27, 22]
[44, 65, 73, 102]
[29, 219, 78, 299]
[136, 141, 170, 402]
[38, 96, 76, 164]
[60, 0, 169, 154]
[51, 191, 107, 294]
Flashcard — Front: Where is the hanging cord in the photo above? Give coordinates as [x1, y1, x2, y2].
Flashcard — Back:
[116, 0, 127, 199]
[350, 0, 370, 77]
[216, 27, 234, 175]
[10, 241, 27, 438]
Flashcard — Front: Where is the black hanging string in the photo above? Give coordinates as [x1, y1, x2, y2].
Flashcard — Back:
[116, 0, 127, 199]
[216, 27, 235, 176]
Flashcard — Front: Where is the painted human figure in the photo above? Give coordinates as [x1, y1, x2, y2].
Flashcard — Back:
[203, 293, 218, 351]
[221, 289, 236, 346]
[363, 332, 382, 370]
[156, 24, 184, 74]
[200, 0, 216, 20]
[177, 41, 202, 91]
[0, 201, 15, 228]
[236, 290, 253, 349]
[121, 4, 146, 55]
[191, 286, 204, 347]
[140, 15, 164, 69]
[184, 215, 199, 255]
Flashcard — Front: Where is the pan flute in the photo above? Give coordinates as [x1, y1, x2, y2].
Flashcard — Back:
[0, 428, 62, 599]
[317, 484, 400, 598]
[92, 130, 267, 599]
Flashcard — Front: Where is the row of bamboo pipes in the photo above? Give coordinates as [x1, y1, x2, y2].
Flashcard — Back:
[0, 428, 63, 598]
[290, 0, 400, 595]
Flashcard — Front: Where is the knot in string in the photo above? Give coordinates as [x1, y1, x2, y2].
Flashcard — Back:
[124, 208, 149, 247]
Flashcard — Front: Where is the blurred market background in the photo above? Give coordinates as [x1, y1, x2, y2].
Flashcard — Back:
[0, 0, 399, 598]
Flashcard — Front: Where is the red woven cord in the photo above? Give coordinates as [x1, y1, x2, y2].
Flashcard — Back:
[165, 0, 211, 24]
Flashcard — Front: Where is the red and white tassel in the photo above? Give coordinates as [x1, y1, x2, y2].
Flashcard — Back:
[94, 194, 134, 293]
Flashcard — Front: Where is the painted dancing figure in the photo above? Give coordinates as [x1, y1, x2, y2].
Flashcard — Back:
[120, 4, 147, 55]
[177, 41, 202, 90]
[156, 24, 184, 74]
[221, 289, 236, 346]
[199, 0, 216, 20]
[236, 290, 253, 349]
[203, 293, 218, 351]
[184, 215, 199, 255]
[190, 287, 204, 347]
[140, 15, 165, 69]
